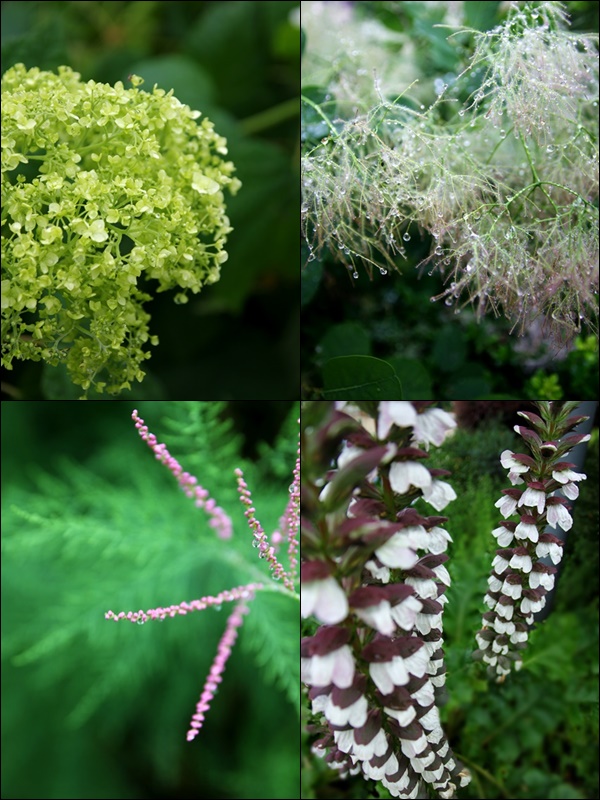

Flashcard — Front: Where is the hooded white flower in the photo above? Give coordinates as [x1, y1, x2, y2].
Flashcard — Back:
[377, 401, 417, 439]
[389, 461, 432, 494]
[412, 408, 456, 448]
[301, 575, 349, 624]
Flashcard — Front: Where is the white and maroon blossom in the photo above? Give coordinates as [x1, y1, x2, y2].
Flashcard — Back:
[536, 533, 564, 564]
[418, 554, 451, 587]
[363, 637, 428, 694]
[509, 546, 533, 574]
[492, 521, 516, 546]
[363, 749, 400, 781]
[408, 674, 436, 706]
[520, 589, 546, 615]
[552, 461, 587, 484]
[529, 562, 557, 591]
[414, 598, 444, 636]
[377, 400, 418, 440]
[301, 626, 355, 688]
[378, 684, 417, 727]
[545, 496, 573, 531]
[421, 475, 457, 511]
[514, 514, 540, 543]
[405, 563, 441, 600]
[561, 481, 580, 500]
[500, 450, 535, 483]
[493, 617, 515, 635]
[501, 573, 523, 600]
[494, 487, 523, 518]
[396, 720, 429, 759]
[518, 481, 547, 514]
[350, 586, 396, 635]
[492, 548, 515, 574]
[364, 558, 391, 583]
[348, 710, 390, 760]
[386, 584, 423, 631]
[323, 681, 370, 728]
[426, 525, 453, 554]
[487, 573, 503, 592]
[301, 560, 349, 625]
[374, 532, 421, 569]
[389, 458, 432, 495]
[412, 407, 457, 449]
[494, 595, 515, 620]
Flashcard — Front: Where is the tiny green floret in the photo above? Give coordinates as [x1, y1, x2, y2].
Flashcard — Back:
[1, 64, 241, 396]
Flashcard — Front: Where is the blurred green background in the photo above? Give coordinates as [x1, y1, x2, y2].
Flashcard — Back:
[1, 0, 300, 399]
[1, 400, 300, 799]
[302, 403, 599, 800]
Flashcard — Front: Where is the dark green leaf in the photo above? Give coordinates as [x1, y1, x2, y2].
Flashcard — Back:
[322, 355, 402, 400]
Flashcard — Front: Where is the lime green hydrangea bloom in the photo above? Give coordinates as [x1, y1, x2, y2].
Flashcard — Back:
[1, 64, 241, 396]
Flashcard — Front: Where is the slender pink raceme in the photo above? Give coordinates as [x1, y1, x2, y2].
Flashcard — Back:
[283, 440, 300, 583]
[106, 407, 299, 742]
[235, 467, 295, 591]
[186, 599, 251, 741]
[132, 409, 232, 540]
[105, 582, 263, 624]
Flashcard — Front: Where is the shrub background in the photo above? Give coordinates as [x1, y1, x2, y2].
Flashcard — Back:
[1, 0, 299, 400]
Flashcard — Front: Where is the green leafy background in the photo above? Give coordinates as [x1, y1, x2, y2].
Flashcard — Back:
[1, 0, 299, 399]
[1, 400, 299, 799]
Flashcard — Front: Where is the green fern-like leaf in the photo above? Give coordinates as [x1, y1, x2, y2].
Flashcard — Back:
[241, 588, 300, 712]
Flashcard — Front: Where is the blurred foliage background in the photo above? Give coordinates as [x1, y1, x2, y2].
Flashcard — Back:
[2, 400, 299, 799]
[301, 0, 599, 400]
[1, 0, 300, 400]
[302, 402, 599, 800]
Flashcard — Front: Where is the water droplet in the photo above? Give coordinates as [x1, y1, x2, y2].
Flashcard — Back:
[546, 145, 555, 153]
[500, 129, 506, 138]
[444, 298, 453, 306]
[403, 232, 411, 241]
[352, 271, 359, 279]
[434, 246, 443, 256]
[136, 618, 145, 625]
[379, 268, 387, 275]
[458, 110, 465, 117]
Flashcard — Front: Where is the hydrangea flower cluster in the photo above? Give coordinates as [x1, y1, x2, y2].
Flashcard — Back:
[473, 401, 589, 681]
[301, 401, 471, 799]
[106, 409, 298, 742]
[1, 64, 241, 396]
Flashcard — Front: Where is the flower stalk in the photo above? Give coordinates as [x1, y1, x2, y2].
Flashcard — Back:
[301, 401, 470, 799]
[473, 401, 589, 681]
[106, 407, 299, 739]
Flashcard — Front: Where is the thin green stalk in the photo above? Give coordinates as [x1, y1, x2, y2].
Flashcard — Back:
[241, 97, 299, 136]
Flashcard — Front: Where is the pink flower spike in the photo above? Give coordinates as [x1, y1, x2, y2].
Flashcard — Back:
[131, 410, 232, 540]
[235, 466, 296, 591]
[186, 599, 251, 742]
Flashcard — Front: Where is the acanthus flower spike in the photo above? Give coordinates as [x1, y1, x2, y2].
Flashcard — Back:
[474, 402, 589, 681]
[302, 401, 470, 799]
